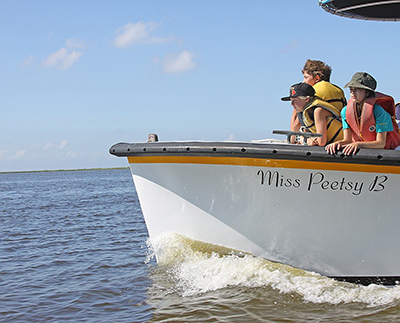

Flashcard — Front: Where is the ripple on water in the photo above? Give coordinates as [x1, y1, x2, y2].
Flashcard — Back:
[0, 169, 154, 322]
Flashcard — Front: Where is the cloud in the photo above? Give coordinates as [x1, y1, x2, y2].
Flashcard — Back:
[0, 141, 101, 172]
[66, 151, 84, 159]
[162, 51, 196, 74]
[22, 55, 34, 67]
[280, 40, 301, 54]
[43, 140, 69, 150]
[43, 39, 86, 70]
[65, 38, 87, 49]
[9, 150, 26, 160]
[43, 48, 82, 70]
[58, 140, 68, 149]
[113, 21, 172, 47]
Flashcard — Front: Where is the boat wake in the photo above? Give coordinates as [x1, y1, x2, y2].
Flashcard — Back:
[146, 232, 400, 307]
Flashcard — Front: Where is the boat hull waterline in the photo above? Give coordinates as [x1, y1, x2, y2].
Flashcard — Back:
[110, 141, 400, 285]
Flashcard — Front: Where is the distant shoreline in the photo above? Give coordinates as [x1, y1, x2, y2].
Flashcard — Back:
[0, 167, 129, 174]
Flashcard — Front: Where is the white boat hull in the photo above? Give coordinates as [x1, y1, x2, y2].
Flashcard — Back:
[110, 141, 400, 284]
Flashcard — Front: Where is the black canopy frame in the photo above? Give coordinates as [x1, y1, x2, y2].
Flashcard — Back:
[319, 0, 400, 21]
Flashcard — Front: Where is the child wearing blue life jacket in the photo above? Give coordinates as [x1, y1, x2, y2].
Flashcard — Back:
[326, 72, 400, 155]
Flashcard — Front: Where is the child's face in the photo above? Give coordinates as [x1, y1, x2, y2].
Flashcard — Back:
[290, 97, 308, 112]
[349, 87, 367, 103]
[303, 72, 320, 86]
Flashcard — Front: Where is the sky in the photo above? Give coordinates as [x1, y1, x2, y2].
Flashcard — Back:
[1, 0, 400, 172]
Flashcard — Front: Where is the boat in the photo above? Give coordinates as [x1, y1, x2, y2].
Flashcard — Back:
[109, 1, 400, 285]
[110, 133, 400, 285]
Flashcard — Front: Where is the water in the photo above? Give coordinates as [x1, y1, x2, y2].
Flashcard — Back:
[1, 169, 152, 322]
[2, 168, 400, 322]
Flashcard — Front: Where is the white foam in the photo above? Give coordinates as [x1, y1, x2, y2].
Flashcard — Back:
[147, 233, 400, 307]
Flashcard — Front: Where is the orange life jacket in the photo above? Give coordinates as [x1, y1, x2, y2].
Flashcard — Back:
[345, 92, 400, 149]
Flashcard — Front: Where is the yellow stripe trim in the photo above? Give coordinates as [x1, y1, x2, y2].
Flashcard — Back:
[127, 156, 400, 174]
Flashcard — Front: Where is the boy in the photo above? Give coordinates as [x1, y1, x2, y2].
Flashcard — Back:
[290, 60, 346, 134]
[282, 82, 343, 146]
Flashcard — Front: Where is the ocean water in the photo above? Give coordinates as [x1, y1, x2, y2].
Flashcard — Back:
[2, 168, 400, 322]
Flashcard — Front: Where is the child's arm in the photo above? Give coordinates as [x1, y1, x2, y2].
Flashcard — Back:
[325, 128, 352, 154]
[290, 109, 301, 143]
[341, 131, 387, 155]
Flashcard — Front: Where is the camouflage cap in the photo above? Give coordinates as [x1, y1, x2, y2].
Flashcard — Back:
[344, 72, 377, 92]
